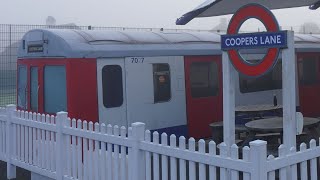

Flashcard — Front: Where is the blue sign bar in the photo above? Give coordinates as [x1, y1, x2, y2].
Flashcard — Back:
[221, 31, 287, 50]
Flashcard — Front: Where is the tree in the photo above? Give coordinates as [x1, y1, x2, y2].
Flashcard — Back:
[46, 16, 56, 26]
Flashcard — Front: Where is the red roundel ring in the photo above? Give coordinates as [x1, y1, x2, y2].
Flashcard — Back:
[227, 4, 280, 77]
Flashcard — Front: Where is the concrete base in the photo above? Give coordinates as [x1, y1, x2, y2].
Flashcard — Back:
[31, 172, 54, 180]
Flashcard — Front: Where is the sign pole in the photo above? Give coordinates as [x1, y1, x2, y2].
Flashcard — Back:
[222, 51, 235, 147]
[282, 31, 296, 150]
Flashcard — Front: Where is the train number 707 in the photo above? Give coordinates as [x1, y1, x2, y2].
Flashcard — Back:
[131, 57, 144, 63]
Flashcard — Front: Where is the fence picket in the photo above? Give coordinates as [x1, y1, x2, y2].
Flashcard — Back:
[22, 120, 25, 162]
[21, 112, 25, 162]
[114, 125, 120, 180]
[32, 112, 37, 165]
[198, 139, 206, 180]
[24, 112, 29, 163]
[242, 146, 250, 180]
[2, 120, 5, 154]
[300, 143, 307, 180]
[120, 126, 127, 180]
[50, 115, 55, 171]
[278, 145, 287, 180]
[36, 113, 41, 166]
[179, 136, 186, 180]
[94, 123, 100, 180]
[219, 143, 228, 180]
[83, 121, 89, 180]
[41, 114, 46, 168]
[26, 112, 32, 164]
[66, 118, 72, 176]
[230, 144, 239, 180]
[267, 155, 275, 180]
[88, 122, 94, 179]
[209, 141, 217, 180]
[107, 124, 113, 180]
[310, 140, 317, 180]
[0, 114, 3, 154]
[188, 138, 196, 180]
[0, 119, 3, 154]
[45, 114, 50, 169]
[72, 119, 77, 178]
[17, 118, 21, 161]
[170, 135, 177, 180]
[100, 123, 107, 180]
[289, 147, 297, 180]
[77, 120, 83, 180]
[161, 133, 168, 180]
[12, 121, 17, 160]
[145, 130, 151, 180]
[28, 112, 33, 164]
[3, 116, 5, 154]
[153, 132, 160, 180]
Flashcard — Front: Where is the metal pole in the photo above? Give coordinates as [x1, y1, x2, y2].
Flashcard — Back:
[282, 31, 296, 150]
[222, 51, 235, 147]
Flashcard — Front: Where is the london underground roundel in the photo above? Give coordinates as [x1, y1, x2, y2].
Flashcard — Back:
[221, 4, 288, 77]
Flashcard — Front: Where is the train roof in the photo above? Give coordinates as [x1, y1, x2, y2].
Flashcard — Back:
[18, 29, 221, 59]
[18, 29, 320, 59]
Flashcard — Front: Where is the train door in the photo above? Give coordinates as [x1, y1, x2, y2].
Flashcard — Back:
[97, 58, 127, 127]
[184, 56, 223, 138]
[125, 56, 187, 135]
[298, 53, 320, 117]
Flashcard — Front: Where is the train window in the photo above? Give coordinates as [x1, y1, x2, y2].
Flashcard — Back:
[239, 61, 282, 93]
[17, 65, 27, 110]
[153, 64, 171, 103]
[30, 67, 38, 111]
[298, 57, 318, 86]
[102, 65, 123, 108]
[190, 62, 219, 98]
[44, 66, 67, 113]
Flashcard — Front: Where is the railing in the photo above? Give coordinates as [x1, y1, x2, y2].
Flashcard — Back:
[0, 105, 320, 180]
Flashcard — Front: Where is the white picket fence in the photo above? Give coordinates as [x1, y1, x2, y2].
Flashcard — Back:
[0, 105, 320, 180]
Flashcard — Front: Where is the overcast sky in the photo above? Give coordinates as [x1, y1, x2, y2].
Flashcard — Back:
[0, 0, 319, 31]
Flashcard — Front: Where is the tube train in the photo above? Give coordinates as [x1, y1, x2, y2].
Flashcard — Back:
[17, 29, 320, 138]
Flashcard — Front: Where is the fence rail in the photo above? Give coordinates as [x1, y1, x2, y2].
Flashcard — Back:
[0, 105, 320, 180]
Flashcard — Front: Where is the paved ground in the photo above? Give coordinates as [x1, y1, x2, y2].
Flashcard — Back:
[0, 161, 30, 180]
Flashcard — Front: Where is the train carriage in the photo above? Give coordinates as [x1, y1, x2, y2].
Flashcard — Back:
[17, 29, 320, 138]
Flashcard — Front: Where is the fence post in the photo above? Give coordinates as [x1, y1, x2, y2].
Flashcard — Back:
[6, 104, 16, 179]
[250, 140, 268, 180]
[130, 122, 145, 180]
[56, 112, 67, 180]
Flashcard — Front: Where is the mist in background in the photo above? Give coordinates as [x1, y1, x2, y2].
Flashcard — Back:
[0, 0, 319, 31]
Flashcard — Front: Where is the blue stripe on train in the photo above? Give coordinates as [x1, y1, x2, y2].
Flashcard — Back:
[152, 125, 189, 139]
[151, 106, 298, 140]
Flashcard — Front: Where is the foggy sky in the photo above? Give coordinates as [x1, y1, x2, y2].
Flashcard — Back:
[0, 0, 319, 30]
